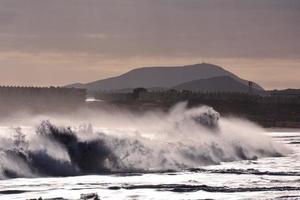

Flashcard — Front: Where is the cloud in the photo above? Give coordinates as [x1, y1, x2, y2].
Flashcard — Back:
[0, 0, 299, 58]
[83, 34, 109, 40]
[0, 0, 299, 88]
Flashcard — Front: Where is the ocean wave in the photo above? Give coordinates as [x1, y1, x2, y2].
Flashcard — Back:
[0, 103, 288, 179]
[187, 168, 300, 176]
[109, 184, 300, 193]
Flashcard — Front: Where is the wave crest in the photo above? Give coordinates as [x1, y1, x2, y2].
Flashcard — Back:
[0, 103, 288, 179]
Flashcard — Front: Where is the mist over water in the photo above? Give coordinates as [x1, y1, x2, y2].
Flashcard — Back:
[0, 102, 288, 179]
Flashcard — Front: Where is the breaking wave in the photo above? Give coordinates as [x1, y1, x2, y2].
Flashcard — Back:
[0, 102, 288, 179]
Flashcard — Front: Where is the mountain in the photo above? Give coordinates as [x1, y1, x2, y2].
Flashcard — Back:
[174, 76, 263, 94]
[66, 63, 264, 93]
[66, 83, 85, 89]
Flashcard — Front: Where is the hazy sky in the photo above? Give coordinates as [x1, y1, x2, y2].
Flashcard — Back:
[0, 0, 299, 89]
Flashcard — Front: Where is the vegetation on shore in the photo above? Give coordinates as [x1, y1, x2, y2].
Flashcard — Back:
[94, 89, 300, 128]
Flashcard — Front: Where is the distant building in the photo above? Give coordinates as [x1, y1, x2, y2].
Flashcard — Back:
[132, 88, 148, 100]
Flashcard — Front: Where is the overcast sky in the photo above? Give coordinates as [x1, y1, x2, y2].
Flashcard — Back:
[0, 0, 299, 89]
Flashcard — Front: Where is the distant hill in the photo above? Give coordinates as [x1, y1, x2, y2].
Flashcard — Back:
[66, 63, 265, 93]
[174, 76, 263, 94]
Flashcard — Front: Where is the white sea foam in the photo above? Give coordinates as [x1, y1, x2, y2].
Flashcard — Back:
[0, 102, 288, 179]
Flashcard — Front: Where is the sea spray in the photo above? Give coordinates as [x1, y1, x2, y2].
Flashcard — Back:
[0, 102, 288, 179]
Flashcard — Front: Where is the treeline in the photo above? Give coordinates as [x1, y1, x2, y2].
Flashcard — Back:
[94, 89, 300, 128]
[95, 89, 300, 104]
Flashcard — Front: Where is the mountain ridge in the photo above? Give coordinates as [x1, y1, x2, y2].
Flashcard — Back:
[66, 63, 264, 93]
[174, 75, 264, 94]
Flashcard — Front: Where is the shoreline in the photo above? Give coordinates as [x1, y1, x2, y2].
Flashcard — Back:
[0, 100, 299, 129]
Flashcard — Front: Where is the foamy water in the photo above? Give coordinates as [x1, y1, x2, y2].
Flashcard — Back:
[0, 103, 297, 199]
[0, 131, 299, 200]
